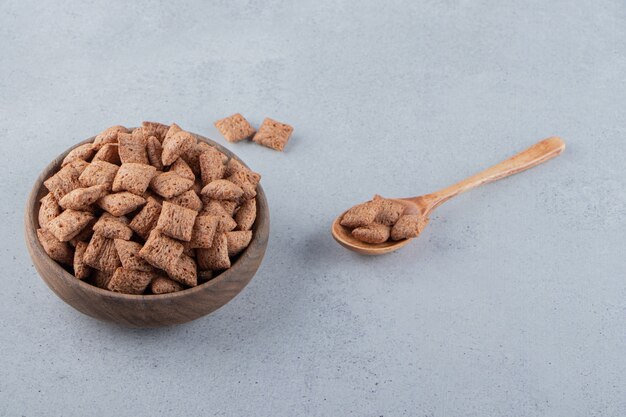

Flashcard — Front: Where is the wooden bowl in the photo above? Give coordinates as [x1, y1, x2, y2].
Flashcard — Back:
[24, 132, 269, 328]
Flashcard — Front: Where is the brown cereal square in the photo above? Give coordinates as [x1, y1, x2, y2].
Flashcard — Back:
[92, 143, 121, 165]
[235, 198, 256, 231]
[93, 125, 129, 149]
[199, 148, 226, 185]
[83, 233, 121, 273]
[214, 113, 256, 143]
[44, 163, 81, 200]
[166, 254, 197, 287]
[39, 193, 62, 228]
[118, 130, 149, 164]
[226, 231, 252, 257]
[156, 201, 198, 241]
[73, 241, 92, 280]
[150, 276, 184, 294]
[373, 196, 405, 226]
[200, 179, 243, 201]
[146, 136, 164, 170]
[189, 215, 219, 249]
[62, 143, 95, 167]
[114, 239, 154, 272]
[150, 171, 194, 199]
[340, 200, 379, 228]
[162, 131, 196, 166]
[390, 215, 426, 241]
[107, 267, 154, 295]
[37, 228, 73, 265]
[196, 234, 230, 270]
[138, 230, 184, 270]
[98, 192, 146, 217]
[141, 121, 169, 142]
[351, 223, 391, 244]
[128, 197, 162, 240]
[168, 190, 202, 212]
[164, 123, 182, 143]
[169, 158, 195, 182]
[200, 199, 237, 232]
[79, 160, 119, 190]
[93, 213, 133, 240]
[252, 118, 294, 151]
[69, 217, 97, 247]
[226, 171, 257, 200]
[46, 209, 94, 242]
[112, 163, 158, 195]
[59, 184, 108, 211]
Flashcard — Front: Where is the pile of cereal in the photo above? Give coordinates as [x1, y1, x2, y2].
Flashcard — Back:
[37, 122, 260, 295]
[214, 114, 294, 152]
[340, 195, 427, 243]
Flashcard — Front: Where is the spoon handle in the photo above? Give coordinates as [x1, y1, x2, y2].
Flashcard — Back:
[418, 136, 566, 213]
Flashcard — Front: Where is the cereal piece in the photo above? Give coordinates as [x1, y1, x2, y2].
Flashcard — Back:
[226, 171, 257, 200]
[226, 231, 252, 257]
[150, 276, 184, 294]
[196, 234, 230, 270]
[214, 113, 256, 142]
[46, 209, 94, 242]
[183, 142, 226, 175]
[79, 160, 119, 190]
[92, 270, 113, 289]
[39, 193, 61, 228]
[200, 200, 237, 232]
[93, 125, 129, 149]
[235, 198, 256, 231]
[149, 171, 194, 199]
[66, 159, 90, 175]
[199, 148, 226, 185]
[168, 190, 202, 212]
[218, 200, 238, 217]
[181, 240, 195, 257]
[37, 228, 73, 265]
[69, 217, 97, 247]
[93, 213, 133, 240]
[166, 254, 197, 287]
[390, 215, 426, 241]
[83, 233, 121, 273]
[162, 131, 196, 166]
[129, 197, 162, 239]
[156, 201, 198, 241]
[92, 143, 121, 165]
[373, 196, 405, 226]
[118, 130, 149, 164]
[113, 240, 154, 273]
[252, 118, 294, 151]
[164, 123, 182, 143]
[351, 223, 391, 244]
[224, 159, 259, 184]
[73, 241, 92, 280]
[44, 163, 81, 200]
[141, 121, 169, 142]
[138, 230, 184, 270]
[97, 192, 145, 217]
[201, 179, 243, 201]
[107, 267, 154, 295]
[169, 158, 195, 182]
[340, 200, 379, 228]
[146, 136, 164, 170]
[189, 215, 219, 249]
[62, 143, 95, 167]
[58, 184, 108, 211]
[192, 179, 203, 195]
[112, 163, 157, 195]
[198, 269, 213, 284]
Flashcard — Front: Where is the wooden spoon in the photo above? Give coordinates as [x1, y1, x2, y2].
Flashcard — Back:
[332, 136, 566, 255]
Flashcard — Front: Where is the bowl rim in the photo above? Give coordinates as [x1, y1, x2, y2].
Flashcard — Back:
[25, 129, 269, 302]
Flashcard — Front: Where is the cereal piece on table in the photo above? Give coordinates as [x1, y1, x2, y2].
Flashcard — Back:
[93, 213, 133, 240]
[92, 143, 121, 165]
[44, 163, 81, 200]
[59, 184, 108, 211]
[138, 230, 185, 270]
[79, 160, 119, 190]
[62, 143, 95, 167]
[168, 190, 202, 212]
[146, 136, 164, 170]
[118, 130, 149, 164]
[198, 269, 213, 283]
[340, 200, 379, 228]
[165, 254, 197, 287]
[98, 192, 146, 217]
[214, 113, 256, 143]
[390, 215, 425, 241]
[162, 130, 196, 166]
[189, 215, 219, 249]
[235, 198, 256, 231]
[200, 200, 237, 232]
[197, 234, 230, 270]
[93, 125, 129, 149]
[156, 201, 198, 241]
[226, 231, 253, 257]
[39, 193, 62, 228]
[373, 196, 405, 226]
[92, 270, 113, 289]
[73, 241, 92, 280]
[107, 267, 154, 295]
[83, 233, 121, 273]
[150, 171, 194, 199]
[169, 158, 195, 182]
[150, 276, 184, 294]
[112, 163, 158, 195]
[36, 228, 73, 265]
[199, 148, 226, 185]
[201, 179, 243, 201]
[45, 209, 94, 242]
[141, 121, 169, 143]
[129, 197, 162, 239]
[351, 223, 391, 244]
[226, 171, 257, 200]
[69, 217, 97, 247]
[252, 118, 294, 151]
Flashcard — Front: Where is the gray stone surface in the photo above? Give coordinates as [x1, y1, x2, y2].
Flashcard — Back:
[1, 0, 624, 416]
